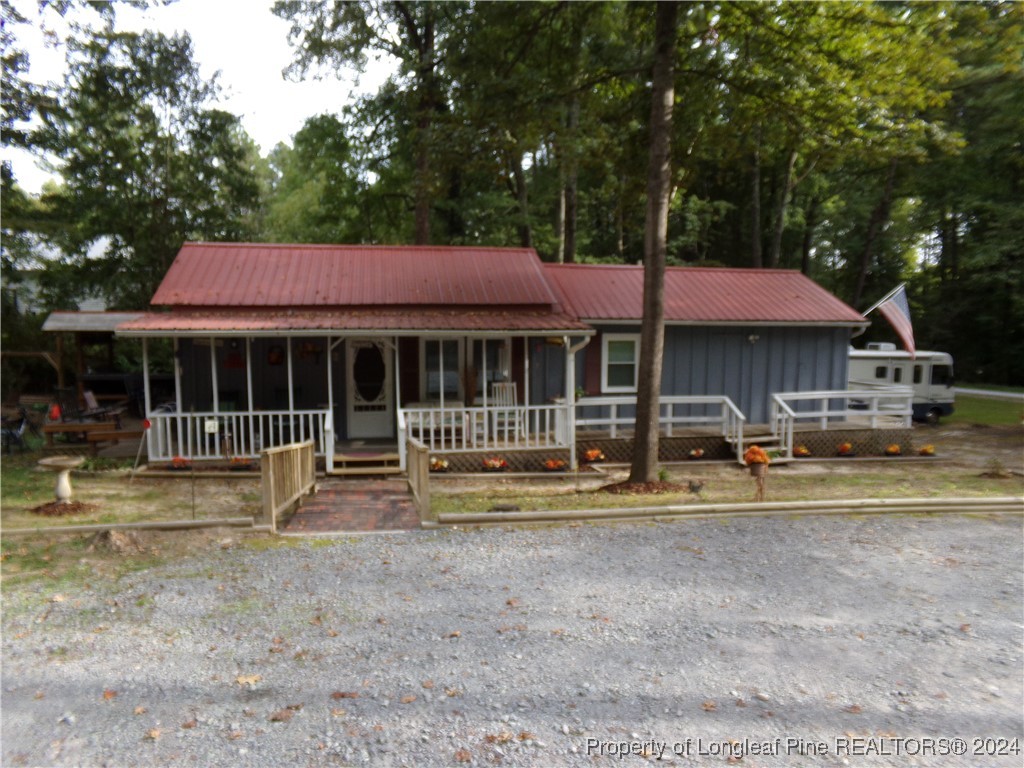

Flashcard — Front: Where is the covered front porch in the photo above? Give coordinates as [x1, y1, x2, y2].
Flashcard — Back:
[133, 329, 594, 471]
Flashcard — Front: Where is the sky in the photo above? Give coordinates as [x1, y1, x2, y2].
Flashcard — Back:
[6, 0, 395, 194]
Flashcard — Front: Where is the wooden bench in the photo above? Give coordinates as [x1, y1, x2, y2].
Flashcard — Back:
[43, 421, 118, 447]
[86, 429, 145, 448]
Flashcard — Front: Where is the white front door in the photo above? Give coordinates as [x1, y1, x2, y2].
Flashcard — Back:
[346, 339, 394, 438]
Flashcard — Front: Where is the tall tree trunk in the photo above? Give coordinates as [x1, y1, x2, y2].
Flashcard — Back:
[563, 93, 580, 263]
[628, 0, 677, 485]
[852, 158, 899, 308]
[750, 126, 763, 268]
[616, 174, 625, 260]
[768, 148, 797, 268]
[555, 163, 566, 262]
[510, 151, 533, 248]
[410, 5, 435, 245]
[800, 195, 820, 276]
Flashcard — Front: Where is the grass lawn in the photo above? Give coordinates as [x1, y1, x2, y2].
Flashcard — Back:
[949, 393, 1023, 427]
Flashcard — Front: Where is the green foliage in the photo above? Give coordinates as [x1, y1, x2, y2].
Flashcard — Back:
[34, 28, 262, 309]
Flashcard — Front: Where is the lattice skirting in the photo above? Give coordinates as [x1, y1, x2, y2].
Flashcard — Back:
[433, 449, 574, 474]
[577, 436, 734, 464]
[790, 428, 915, 459]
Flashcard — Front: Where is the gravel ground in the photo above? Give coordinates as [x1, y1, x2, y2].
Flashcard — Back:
[3, 513, 1022, 768]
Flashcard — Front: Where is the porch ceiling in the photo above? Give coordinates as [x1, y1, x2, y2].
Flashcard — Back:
[115, 308, 592, 336]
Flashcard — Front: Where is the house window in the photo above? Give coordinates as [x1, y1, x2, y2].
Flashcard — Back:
[471, 338, 510, 397]
[421, 339, 462, 401]
[602, 334, 640, 393]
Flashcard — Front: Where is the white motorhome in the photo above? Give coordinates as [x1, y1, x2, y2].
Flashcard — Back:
[849, 343, 955, 423]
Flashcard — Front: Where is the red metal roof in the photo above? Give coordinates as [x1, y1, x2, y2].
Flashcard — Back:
[544, 264, 866, 325]
[118, 308, 590, 335]
[151, 243, 562, 308]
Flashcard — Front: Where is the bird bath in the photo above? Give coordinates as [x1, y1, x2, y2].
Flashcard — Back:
[37, 456, 86, 504]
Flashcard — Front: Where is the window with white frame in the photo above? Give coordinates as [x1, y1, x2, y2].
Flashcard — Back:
[421, 339, 462, 401]
[602, 334, 640, 392]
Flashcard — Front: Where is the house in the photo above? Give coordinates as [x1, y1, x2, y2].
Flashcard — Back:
[111, 242, 894, 470]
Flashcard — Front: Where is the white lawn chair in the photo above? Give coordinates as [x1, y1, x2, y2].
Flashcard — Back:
[490, 382, 523, 443]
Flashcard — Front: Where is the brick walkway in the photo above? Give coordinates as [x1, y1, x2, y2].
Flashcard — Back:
[282, 477, 421, 534]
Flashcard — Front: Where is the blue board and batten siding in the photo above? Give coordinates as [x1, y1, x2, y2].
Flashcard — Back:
[529, 324, 850, 425]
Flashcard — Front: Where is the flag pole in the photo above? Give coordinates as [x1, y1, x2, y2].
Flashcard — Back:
[862, 283, 906, 317]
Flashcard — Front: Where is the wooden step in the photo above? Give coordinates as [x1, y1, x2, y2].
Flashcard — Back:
[330, 451, 402, 476]
[329, 466, 403, 476]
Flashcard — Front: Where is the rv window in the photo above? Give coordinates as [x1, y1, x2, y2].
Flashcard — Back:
[893, 368, 903, 383]
[931, 365, 952, 386]
[913, 365, 923, 384]
[874, 366, 887, 379]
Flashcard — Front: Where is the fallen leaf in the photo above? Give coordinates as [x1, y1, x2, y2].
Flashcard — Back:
[51, 594, 65, 603]
[34, 691, 45, 700]
[844, 704, 863, 714]
[454, 747, 472, 763]
[400, 695, 417, 704]
[326, 629, 339, 637]
[228, 730, 243, 740]
[959, 623, 972, 633]
[422, 680, 434, 689]
[181, 719, 197, 729]
[134, 706, 147, 715]
[331, 691, 359, 700]
[446, 630, 461, 638]
[506, 598, 521, 608]
[144, 728, 161, 741]
[103, 689, 118, 700]
[236, 674, 262, 686]
[445, 687, 462, 698]
[702, 700, 717, 712]
[518, 731, 535, 741]
[269, 709, 293, 722]
[330, 708, 346, 717]
[735, 698, 747, 708]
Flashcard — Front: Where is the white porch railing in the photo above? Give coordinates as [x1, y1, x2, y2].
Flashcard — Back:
[575, 395, 745, 446]
[770, 387, 913, 459]
[146, 409, 331, 462]
[398, 404, 568, 459]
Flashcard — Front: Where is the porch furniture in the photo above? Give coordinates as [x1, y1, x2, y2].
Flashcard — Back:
[490, 382, 524, 440]
[1, 406, 30, 453]
[43, 420, 118, 448]
[53, 388, 124, 428]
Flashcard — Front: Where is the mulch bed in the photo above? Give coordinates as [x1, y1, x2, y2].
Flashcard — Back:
[30, 500, 98, 517]
[599, 480, 689, 495]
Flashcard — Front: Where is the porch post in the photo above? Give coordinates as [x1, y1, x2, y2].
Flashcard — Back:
[523, 335, 530, 405]
[142, 338, 153, 460]
[245, 337, 255, 455]
[210, 337, 219, 413]
[173, 337, 184, 455]
[286, 337, 295, 412]
[325, 335, 334, 472]
[565, 336, 577, 469]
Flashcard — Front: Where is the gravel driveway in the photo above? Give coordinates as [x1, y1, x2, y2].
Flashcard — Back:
[3, 513, 1022, 767]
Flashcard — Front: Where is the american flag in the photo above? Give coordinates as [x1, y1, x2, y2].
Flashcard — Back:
[876, 284, 916, 359]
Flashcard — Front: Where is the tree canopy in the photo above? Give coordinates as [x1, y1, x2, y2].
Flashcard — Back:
[4, 1, 1022, 384]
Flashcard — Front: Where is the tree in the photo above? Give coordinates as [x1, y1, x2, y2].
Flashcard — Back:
[628, 0, 677, 485]
[34, 28, 262, 308]
[262, 114, 363, 243]
[273, 1, 463, 244]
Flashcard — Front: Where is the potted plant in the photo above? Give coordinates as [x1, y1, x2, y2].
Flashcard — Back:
[582, 448, 605, 463]
[884, 444, 902, 456]
[430, 458, 450, 473]
[482, 456, 509, 472]
[918, 444, 935, 456]
[794, 445, 812, 458]
[688, 448, 705, 460]
[837, 442, 855, 457]
[543, 458, 567, 472]
[743, 445, 770, 477]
